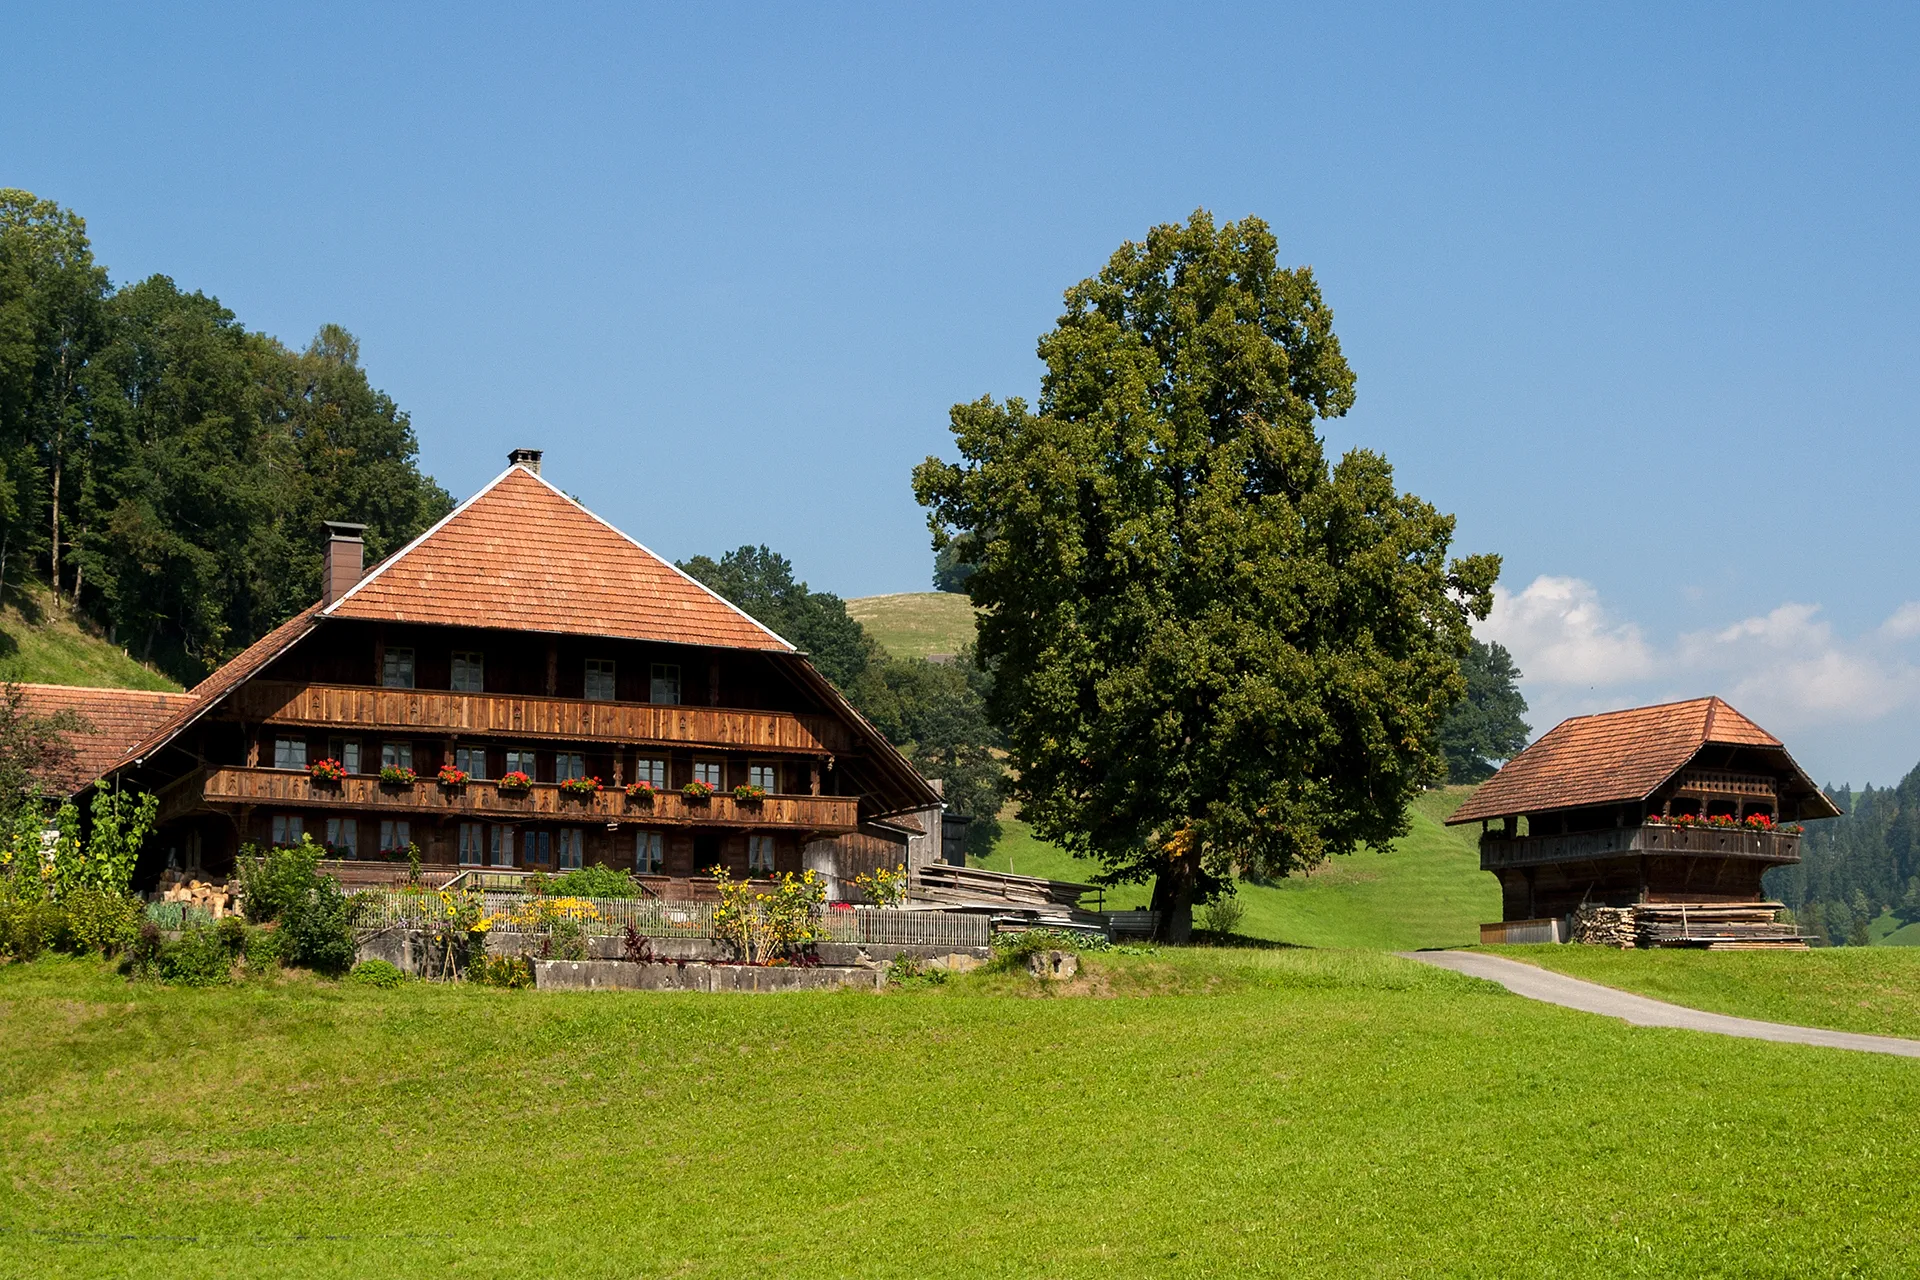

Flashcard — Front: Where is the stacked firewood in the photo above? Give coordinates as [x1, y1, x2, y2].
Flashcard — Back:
[1568, 905, 1637, 948]
[152, 871, 238, 919]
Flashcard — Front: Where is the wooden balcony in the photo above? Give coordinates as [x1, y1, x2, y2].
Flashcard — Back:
[226, 681, 853, 755]
[163, 766, 859, 833]
[1480, 824, 1802, 871]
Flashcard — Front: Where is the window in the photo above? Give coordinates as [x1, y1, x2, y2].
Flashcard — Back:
[382, 647, 415, 689]
[694, 759, 723, 788]
[650, 663, 681, 705]
[632, 757, 666, 788]
[634, 831, 663, 874]
[748, 762, 778, 792]
[557, 828, 584, 870]
[489, 826, 514, 867]
[451, 651, 485, 693]
[585, 659, 616, 701]
[748, 835, 776, 875]
[556, 752, 585, 782]
[505, 748, 538, 778]
[379, 820, 411, 854]
[273, 737, 308, 770]
[525, 829, 552, 868]
[458, 822, 486, 866]
[271, 814, 303, 846]
[455, 745, 488, 780]
[381, 741, 414, 770]
[327, 738, 362, 774]
[325, 818, 358, 859]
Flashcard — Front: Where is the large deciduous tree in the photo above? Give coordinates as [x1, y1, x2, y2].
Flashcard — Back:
[914, 211, 1499, 939]
[1437, 637, 1530, 783]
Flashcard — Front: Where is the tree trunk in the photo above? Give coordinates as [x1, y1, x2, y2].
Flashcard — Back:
[48, 437, 60, 604]
[1150, 859, 1196, 944]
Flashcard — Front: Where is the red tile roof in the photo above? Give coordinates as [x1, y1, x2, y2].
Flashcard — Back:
[16, 684, 195, 792]
[1447, 696, 1833, 824]
[324, 465, 793, 651]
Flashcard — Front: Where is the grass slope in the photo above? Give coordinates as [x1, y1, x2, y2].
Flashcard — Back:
[3, 951, 1917, 1278]
[0, 582, 179, 691]
[1487, 945, 1920, 1040]
[845, 591, 976, 659]
[978, 788, 1496, 950]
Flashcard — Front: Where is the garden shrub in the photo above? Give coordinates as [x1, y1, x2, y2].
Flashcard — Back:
[234, 837, 355, 975]
[1199, 893, 1245, 939]
[160, 924, 235, 986]
[536, 865, 641, 899]
[64, 888, 141, 955]
[125, 922, 164, 979]
[0, 896, 68, 961]
[470, 953, 533, 988]
[243, 925, 282, 971]
[987, 928, 1109, 973]
[347, 958, 407, 988]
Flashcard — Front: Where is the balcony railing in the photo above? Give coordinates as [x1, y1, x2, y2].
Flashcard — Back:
[1479, 824, 1803, 870]
[164, 766, 859, 832]
[226, 681, 853, 755]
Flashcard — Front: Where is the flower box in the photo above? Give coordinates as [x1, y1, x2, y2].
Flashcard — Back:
[378, 766, 418, 787]
[559, 776, 603, 798]
[497, 771, 533, 794]
[682, 779, 716, 801]
[732, 783, 766, 803]
[437, 765, 469, 788]
[625, 780, 658, 804]
[308, 758, 346, 785]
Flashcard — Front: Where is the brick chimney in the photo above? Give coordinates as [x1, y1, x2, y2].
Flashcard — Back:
[322, 522, 366, 606]
[508, 447, 542, 475]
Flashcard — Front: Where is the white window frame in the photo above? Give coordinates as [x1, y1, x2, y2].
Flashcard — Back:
[451, 650, 485, 693]
[634, 830, 664, 874]
[382, 647, 416, 689]
[585, 659, 616, 702]
[649, 663, 681, 705]
[748, 835, 776, 875]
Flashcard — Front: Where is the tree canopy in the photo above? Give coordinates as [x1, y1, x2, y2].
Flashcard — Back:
[1437, 638, 1530, 783]
[0, 190, 451, 681]
[677, 545, 875, 691]
[914, 210, 1499, 937]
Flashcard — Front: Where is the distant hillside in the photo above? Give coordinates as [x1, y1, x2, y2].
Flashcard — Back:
[0, 583, 181, 692]
[845, 592, 977, 660]
[978, 788, 1497, 950]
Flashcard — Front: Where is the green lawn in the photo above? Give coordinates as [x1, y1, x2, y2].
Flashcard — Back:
[845, 591, 977, 659]
[2, 950, 1917, 1277]
[0, 582, 180, 691]
[977, 788, 1495, 950]
[1485, 944, 1920, 1040]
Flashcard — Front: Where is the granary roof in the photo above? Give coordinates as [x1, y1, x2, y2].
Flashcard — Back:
[323, 464, 794, 652]
[1447, 696, 1839, 825]
[16, 684, 195, 793]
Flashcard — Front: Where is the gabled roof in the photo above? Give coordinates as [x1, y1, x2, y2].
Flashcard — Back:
[17, 684, 195, 793]
[324, 464, 793, 651]
[1448, 696, 1838, 825]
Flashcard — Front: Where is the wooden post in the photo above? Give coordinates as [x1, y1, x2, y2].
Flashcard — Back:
[810, 762, 821, 797]
[545, 640, 558, 696]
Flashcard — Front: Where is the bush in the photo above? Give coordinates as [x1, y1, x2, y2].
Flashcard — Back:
[1199, 894, 1246, 939]
[347, 958, 407, 988]
[535, 865, 642, 899]
[471, 953, 534, 988]
[235, 838, 323, 924]
[125, 921, 164, 978]
[0, 896, 69, 961]
[159, 924, 235, 986]
[65, 888, 142, 955]
[244, 925, 282, 970]
[235, 837, 355, 975]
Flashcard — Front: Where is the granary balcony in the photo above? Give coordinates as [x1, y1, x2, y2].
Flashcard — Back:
[1479, 823, 1802, 871]
[158, 766, 859, 833]
[226, 681, 854, 756]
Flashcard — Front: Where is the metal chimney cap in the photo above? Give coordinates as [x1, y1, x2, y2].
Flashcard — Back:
[508, 448, 543, 474]
[323, 521, 367, 540]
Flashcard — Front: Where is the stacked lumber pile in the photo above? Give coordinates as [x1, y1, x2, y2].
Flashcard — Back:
[910, 864, 1107, 931]
[1633, 902, 1808, 950]
[152, 871, 238, 919]
[1568, 906, 1636, 948]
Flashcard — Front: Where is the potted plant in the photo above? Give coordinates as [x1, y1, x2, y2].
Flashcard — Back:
[682, 778, 715, 801]
[379, 765, 418, 787]
[497, 770, 533, 794]
[559, 775, 602, 798]
[437, 764, 469, 788]
[308, 757, 346, 785]
[625, 779, 657, 804]
[732, 782, 766, 803]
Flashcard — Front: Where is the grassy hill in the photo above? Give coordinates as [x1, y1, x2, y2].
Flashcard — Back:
[978, 788, 1497, 950]
[845, 591, 976, 659]
[0, 583, 180, 691]
[5, 950, 1918, 1277]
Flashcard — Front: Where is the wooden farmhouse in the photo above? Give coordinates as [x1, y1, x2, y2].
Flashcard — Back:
[37, 450, 945, 899]
[1450, 697, 1839, 947]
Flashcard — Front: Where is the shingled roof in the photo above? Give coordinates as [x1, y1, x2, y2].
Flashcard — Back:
[17, 684, 195, 793]
[1447, 696, 1836, 825]
[324, 464, 793, 651]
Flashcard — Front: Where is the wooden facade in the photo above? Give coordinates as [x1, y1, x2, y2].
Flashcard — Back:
[89, 455, 942, 896]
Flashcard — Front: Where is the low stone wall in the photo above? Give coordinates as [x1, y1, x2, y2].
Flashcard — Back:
[355, 927, 988, 979]
[533, 959, 883, 992]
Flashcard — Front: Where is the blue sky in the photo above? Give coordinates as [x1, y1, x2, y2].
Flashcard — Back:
[5, 3, 1918, 783]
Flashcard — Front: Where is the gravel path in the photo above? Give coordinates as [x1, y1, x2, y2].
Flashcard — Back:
[1401, 949, 1920, 1059]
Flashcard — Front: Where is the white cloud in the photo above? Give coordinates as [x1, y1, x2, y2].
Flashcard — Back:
[1879, 601, 1920, 642]
[1480, 575, 1656, 686]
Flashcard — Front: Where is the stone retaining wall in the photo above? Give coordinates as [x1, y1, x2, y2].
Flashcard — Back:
[533, 959, 884, 992]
